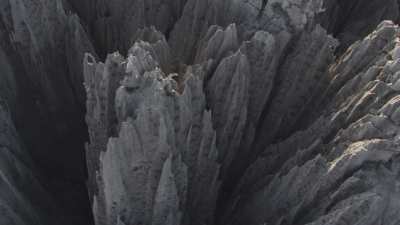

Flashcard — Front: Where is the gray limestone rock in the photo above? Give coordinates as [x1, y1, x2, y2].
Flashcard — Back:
[85, 39, 221, 225]
[223, 21, 400, 225]
[3, 0, 400, 225]
[82, 2, 400, 225]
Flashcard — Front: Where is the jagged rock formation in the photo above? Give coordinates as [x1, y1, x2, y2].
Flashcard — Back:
[224, 21, 400, 225]
[84, 1, 400, 225]
[2, 0, 400, 225]
[0, 0, 95, 224]
[85, 37, 220, 225]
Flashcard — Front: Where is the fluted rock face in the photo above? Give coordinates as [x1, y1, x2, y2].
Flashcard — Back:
[0, 0, 96, 180]
[2, 0, 400, 225]
[82, 1, 400, 225]
[85, 34, 220, 225]
[225, 21, 400, 225]
[0, 0, 95, 224]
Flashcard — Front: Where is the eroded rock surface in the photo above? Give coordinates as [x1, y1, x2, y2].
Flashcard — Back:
[225, 21, 400, 225]
[84, 1, 400, 225]
[2, 0, 400, 225]
[0, 0, 95, 224]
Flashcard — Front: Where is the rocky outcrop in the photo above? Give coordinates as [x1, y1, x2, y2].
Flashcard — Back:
[84, 35, 221, 225]
[224, 20, 400, 225]
[2, 0, 400, 225]
[81, 1, 400, 225]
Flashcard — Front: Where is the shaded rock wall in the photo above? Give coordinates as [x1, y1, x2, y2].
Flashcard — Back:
[0, 0, 95, 224]
[319, 0, 400, 52]
[0, 101, 69, 225]
[65, 0, 188, 57]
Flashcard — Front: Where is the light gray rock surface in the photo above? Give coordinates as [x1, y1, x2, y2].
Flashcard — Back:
[224, 20, 400, 225]
[85, 38, 221, 225]
[83, 1, 400, 225]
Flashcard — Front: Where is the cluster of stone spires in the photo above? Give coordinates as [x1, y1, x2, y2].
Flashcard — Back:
[1, 0, 400, 225]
